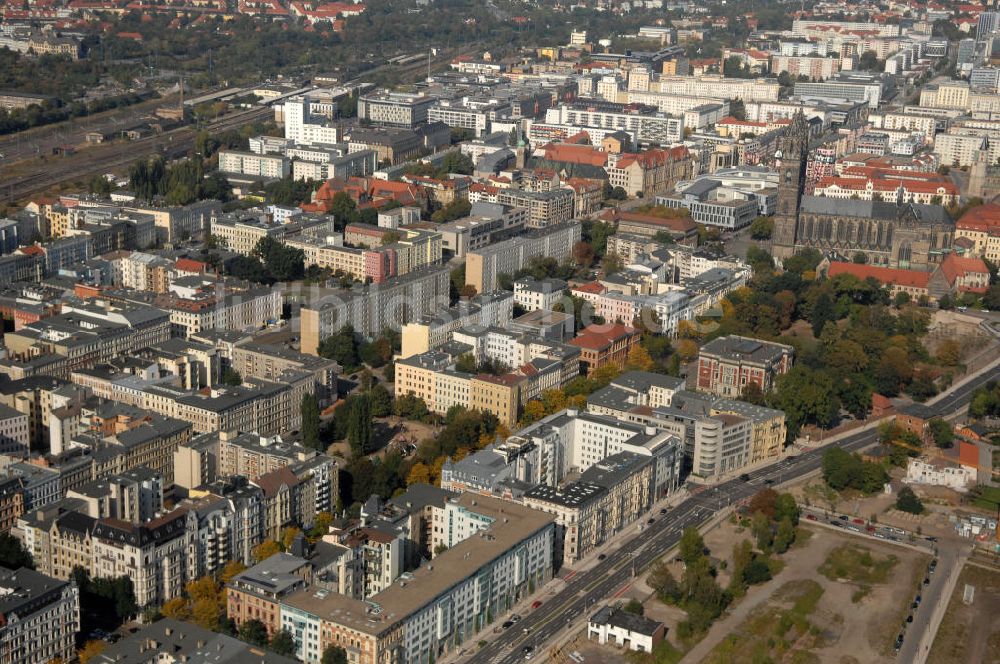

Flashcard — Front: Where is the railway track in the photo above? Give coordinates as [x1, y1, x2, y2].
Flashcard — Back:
[0, 106, 272, 205]
[0, 42, 483, 205]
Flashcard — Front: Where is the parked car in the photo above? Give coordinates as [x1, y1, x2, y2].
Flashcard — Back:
[531, 600, 543, 610]
[852, 518, 865, 525]
[510, 614, 521, 623]
[838, 515, 849, 521]
[806, 514, 817, 521]
[597, 554, 607, 561]
[739, 473, 751, 481]
[501, 621, 514, 630]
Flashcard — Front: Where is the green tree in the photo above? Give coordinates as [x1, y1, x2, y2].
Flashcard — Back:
[896, 486, 924, 514]
[679, 527, 706, 565]
[269, 629, 296, 657]
[238, 619, 269, 647]
[648, 560, 680, 603]
[749, 216, 773, 240]
[347, 394, 372, 457]
[318, 325, 360, 370]
[742, 557, 772, 585]
[0, 534, 33, 569]
[773, 517, 796, 554]
[220, 367, 242, 386]
[456, 353, 477, 373]
[322, 646, 349, 664]
[751, 511, 773, 552]
[369, 384, 392, 417]
[929, 418, 954, 448]
[301, 393, 321, 450]
[622, 598, 645, 615]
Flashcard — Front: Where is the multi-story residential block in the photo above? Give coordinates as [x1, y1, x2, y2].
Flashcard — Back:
[227, 553, 312, 637]
[230, 343, 339, 404]
[696, 335, 795, 398]
[218, 150, 291, 179]
[3, 302, 171, 379]
[400, 291, 514, 358]
[279, 494, 554, 664]
[436, 205, 529, 257]
[513, 277, 567, 312]
[215, 430, 318, 480]
[0, 404, 29, 460]
[656, 75, 781, 102]
[283, 95, 340, 146]
[545, 101, 685, 144]
[300, 264, 451, 350]
[210, 213, 286, 255]
[495, 188, 574, 228]
[0, 478, 24, 533]
[465, 223, 581, 294]
[94, 618, 298, 664]
[91, 509, 189, 607]
[771, 55, 841, 80]
[0, 567, 79, 664]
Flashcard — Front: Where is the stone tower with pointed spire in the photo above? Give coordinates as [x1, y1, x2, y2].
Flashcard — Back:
[771, 108, 810, 260]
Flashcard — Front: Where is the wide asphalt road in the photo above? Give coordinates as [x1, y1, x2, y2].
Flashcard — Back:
[468, 362, 1000, 664]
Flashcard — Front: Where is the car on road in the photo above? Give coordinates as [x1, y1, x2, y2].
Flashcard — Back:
[522, 646, 535, 660]
[764, 478, 775, 485]
[806, 514, 817, 521]
[107, 634, 122, 644]
[739, 473, 751, 481]
[531, 600, 543, 610]
[597, 554, 606, 561]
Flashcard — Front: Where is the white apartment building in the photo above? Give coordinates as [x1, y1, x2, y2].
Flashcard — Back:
[209, 214, 286, 255]
[513, 277, 567, 312]
[279, 494, 555, 664]
[655, 76, 781, 102]
[935, 132, 990, 167]
[218, 150, 290, 179]
[545, 103, 684, 145]
[283, 96, 340, 146]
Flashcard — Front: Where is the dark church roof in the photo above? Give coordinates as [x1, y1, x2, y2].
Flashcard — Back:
[800, 196, 953, 225]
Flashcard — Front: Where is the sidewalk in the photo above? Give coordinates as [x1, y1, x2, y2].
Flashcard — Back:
[911, 547, 969, 664]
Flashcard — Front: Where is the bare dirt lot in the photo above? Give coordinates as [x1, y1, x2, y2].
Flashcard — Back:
[928, 562, 1000, 664]
[622, 522, 929, 664]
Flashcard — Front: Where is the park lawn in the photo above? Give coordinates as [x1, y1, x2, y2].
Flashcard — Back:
[818, 544, 898, 585]
[702, 580, 826, 664]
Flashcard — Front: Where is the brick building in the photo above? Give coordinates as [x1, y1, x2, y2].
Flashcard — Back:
[696, 335, 795, 398]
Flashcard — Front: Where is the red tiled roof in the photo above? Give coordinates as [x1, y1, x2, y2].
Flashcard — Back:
[937, 253, 990, 284]
[957, 203, 1000, 231]
[569, 323, 637, 351]
[174, 258, 208, 273]
[541, 143, 607, 168]
[572, 281, 607, 295]
[827, 261, 930, 289]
